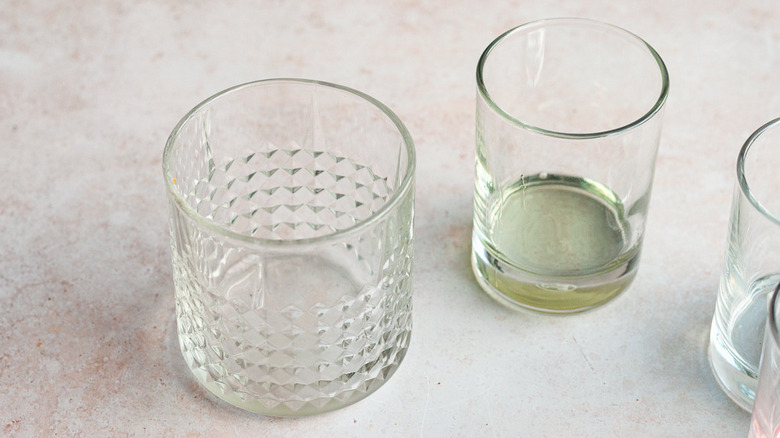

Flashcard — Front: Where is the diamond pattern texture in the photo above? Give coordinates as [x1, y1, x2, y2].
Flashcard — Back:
[168, 146, 413, 416]
[171, 142, 396, 241]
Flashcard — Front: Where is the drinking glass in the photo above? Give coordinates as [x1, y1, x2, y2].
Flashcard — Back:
[710, 117, 780, 411]
[163, 79, 415, 416]
[471, 18, 669, 313]
[749, 284, 780, 437]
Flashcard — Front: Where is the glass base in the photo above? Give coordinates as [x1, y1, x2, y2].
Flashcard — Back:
[471, 233, 638, 314]
[182, 346, 409, 417]
[708, 327, 757, 412]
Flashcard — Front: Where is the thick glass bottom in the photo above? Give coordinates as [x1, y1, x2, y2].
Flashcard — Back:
[708, 332, 757, 412]
[471, 233, 638, 314]
[707, 274, 780, 412]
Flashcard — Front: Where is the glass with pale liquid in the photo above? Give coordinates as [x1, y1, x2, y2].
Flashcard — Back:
[710, 117, 780, 412]
[472, 18, 669, 313]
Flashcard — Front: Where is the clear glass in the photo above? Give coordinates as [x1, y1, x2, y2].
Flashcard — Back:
[162, 79, 415, 417]
[471, 18, 669, 314]
[749, 284, 780, 437]
[710, 117, 780, 412]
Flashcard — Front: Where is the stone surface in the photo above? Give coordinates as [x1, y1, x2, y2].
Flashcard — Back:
[1, 0, 775, 436]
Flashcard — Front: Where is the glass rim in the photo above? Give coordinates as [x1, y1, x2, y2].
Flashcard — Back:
[162, 78, 416, 248]
[476, 17, 670, 140]
[738, 117, 780, 228]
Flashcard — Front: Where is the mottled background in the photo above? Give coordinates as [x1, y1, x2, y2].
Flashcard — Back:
[1, 0, 776, 436]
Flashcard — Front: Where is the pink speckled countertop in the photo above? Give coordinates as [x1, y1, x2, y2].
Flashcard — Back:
[1, 0, 775, 436]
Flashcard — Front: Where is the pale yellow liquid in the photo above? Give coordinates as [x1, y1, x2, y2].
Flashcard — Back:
[472, 174, 638, 313]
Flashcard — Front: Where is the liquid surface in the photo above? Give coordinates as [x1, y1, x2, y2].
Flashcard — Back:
[490, 175, 626, 275]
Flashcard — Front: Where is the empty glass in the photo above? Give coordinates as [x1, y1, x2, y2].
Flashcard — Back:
[710, 117, 780, 411]
[471, 18, 669, 313]
[163, 79, 415, 416]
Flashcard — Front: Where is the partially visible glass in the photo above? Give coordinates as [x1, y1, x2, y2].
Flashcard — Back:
[163, 79, 415, 416]
[471, 18, 669, 313]
[749, 284, 780, 437]
[710, 117, 780, 412]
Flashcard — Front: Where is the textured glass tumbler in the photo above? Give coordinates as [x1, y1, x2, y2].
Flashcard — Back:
[472, 18, 669, 313]
[162, 79, 415, 416]
[710, 118, 780, 412]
